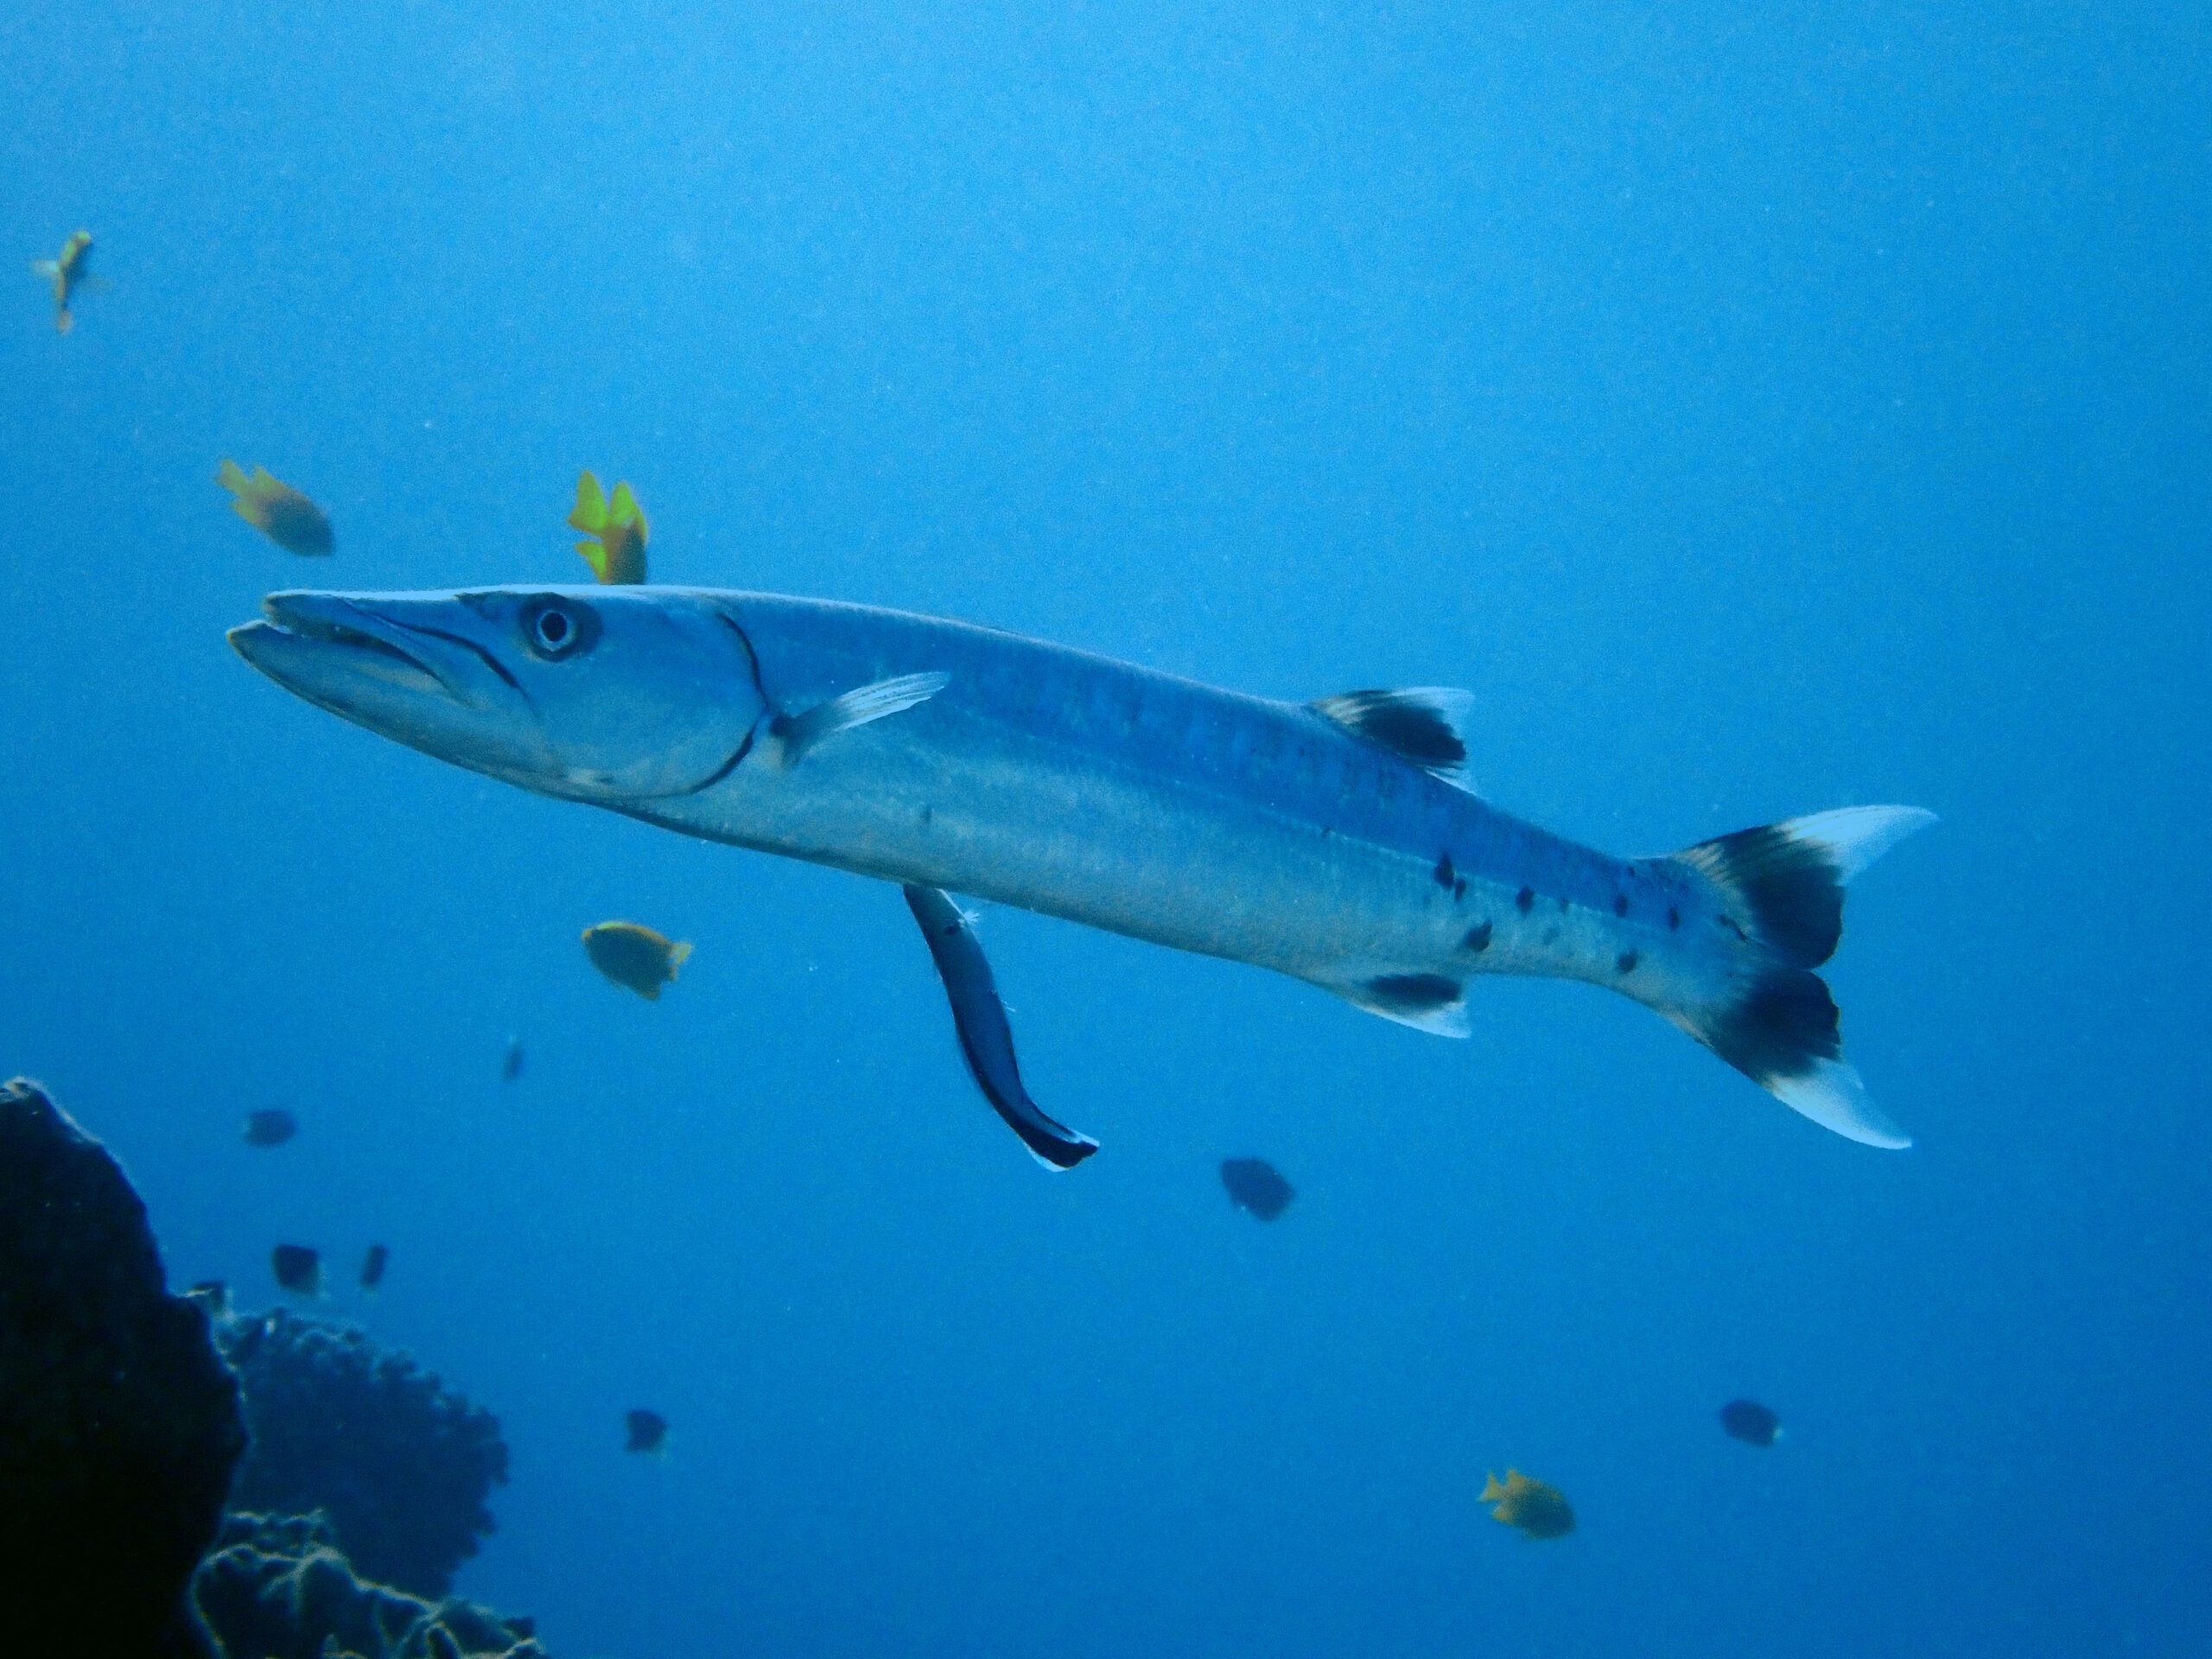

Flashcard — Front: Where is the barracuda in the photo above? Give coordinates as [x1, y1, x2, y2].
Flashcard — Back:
[230, 585, 1933, 1160]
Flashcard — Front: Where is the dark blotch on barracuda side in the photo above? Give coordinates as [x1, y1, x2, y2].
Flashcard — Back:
[1516, 886, 1535, 912]
[1719, 1399, 1782, 1446]
[1614, 894, 1630, 918]
[1669, 906, 1681, 930]
[1463, 920, 1493, 952]
[1220, 1158, 1294, 1221]
[1616, 950, 1639, 975]
[625, 1409, 669, 1454]
[1433, 853, 1456, 891]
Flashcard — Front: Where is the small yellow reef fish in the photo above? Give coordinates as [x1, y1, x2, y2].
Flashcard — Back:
[1482, 1469, 1576, 1540]
[569, 470, 648, 584]
[582, 921, 691, 1000]
[30, 230, 93, 334]
[217, 461, 336, 556]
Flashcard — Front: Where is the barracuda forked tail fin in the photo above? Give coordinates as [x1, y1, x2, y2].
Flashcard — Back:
[1669, 806, 1936, 1149]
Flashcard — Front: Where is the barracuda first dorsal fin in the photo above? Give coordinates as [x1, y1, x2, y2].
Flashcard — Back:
[1310, 688, 1479, 793]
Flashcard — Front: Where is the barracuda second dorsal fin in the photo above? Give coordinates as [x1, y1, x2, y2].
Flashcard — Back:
[1310, 688, 1479, 792]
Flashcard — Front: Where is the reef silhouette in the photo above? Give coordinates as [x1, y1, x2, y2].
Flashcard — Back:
[0, 1077, 248, 1657]
[0, 1076, 546, 1656]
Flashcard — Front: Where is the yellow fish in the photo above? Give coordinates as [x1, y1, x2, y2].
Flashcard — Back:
[1482, 1469, 1576, 1540]
[30, 230, 92, 334]
[217, 461, 335, 556]
[582, 922, 691, 1001]
[569, 470, 648, 584]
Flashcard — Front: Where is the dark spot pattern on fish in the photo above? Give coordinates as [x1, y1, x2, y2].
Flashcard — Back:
[1613, 894, 1629, 918]
[1616, 950, 1639, 974]
[1462, 921, 1492, 952]
[1433, 853, 1456, 891]
[1516, 887, 1535, 912]
[1669, 906, 1681, 931]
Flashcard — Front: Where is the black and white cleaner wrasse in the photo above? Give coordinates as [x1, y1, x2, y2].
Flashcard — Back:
[230, 586, 1933, 1164]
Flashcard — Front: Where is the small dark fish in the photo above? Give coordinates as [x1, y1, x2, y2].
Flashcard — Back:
[242, 1108, 298, 1147]
[1719, 1398, 1783, 1447]
[501, 1035, 525, 1082]
[1483, 1469, 1576, 1540]
[582, 921, 692, 1000]
[1219, 1157, 1294, 1221]
[625, 1409, 669, 1455]
[359, 1243, 390, 1291]
[218, 460, 335, 556]
[270, 1243, 322, 1296]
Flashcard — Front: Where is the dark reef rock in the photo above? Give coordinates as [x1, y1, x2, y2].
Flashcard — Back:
[194, 1511, 547, 1659]
[0, 1077, 248, 1658]
[217, 1307, 509, 1596]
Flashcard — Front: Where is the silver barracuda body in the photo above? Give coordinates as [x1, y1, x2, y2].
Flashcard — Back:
[230, 585, 1932, 1153]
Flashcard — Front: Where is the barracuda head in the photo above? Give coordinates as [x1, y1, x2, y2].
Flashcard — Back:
[229, 586, 767, 801]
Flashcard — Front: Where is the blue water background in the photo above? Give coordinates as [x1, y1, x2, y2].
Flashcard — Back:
[3, 3, 2207, 1654]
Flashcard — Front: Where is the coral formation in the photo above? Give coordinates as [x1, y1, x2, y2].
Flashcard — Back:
[194, 1511, 547, 1659]
[217, 1308, 509, 1597]
[0, 1077, 248, 1658]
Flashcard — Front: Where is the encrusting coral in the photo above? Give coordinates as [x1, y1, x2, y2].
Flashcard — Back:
[194, 1511, 547, 1659]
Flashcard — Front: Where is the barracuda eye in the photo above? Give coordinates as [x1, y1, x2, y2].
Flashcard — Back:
[518, 596, 601, 662]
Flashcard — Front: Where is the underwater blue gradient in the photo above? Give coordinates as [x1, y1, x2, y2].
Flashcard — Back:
[3, 1, 2207, 1653]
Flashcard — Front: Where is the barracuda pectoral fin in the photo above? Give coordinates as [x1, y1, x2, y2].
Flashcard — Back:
[1310, 688, 1480, 794]
[772, 672, 950, 767]
[903, 886, 1098, 1170]
[1328, 971, 1471, 1038]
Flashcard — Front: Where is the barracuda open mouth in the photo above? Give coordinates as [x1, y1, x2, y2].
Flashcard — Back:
[230, 597, 450, 703]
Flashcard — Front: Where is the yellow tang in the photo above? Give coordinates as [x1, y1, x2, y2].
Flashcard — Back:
[1482, 1469, 1576, 1540]
[582, 921, 692, 1001]
[30, 230, 92, 334]
[569, 469, 648, 584]
[217, 461, 335, 556]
